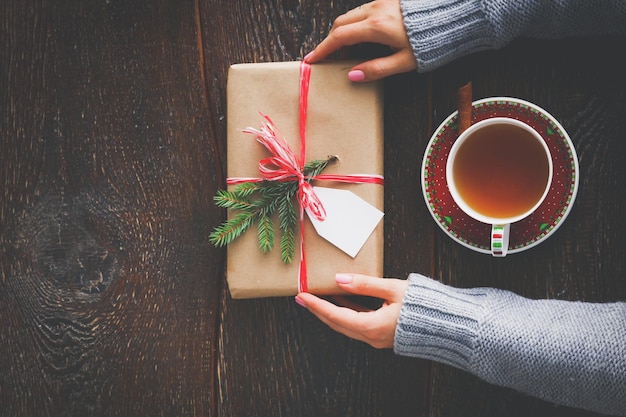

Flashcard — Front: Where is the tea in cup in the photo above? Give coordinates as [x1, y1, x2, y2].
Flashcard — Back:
[446, 117, 553, 256]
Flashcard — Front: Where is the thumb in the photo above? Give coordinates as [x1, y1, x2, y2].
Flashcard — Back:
[349, 50, 417, 82]
[334, 273, 407, 301]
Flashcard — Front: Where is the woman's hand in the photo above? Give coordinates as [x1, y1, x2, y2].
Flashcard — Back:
[295, 274, 408, 349]
[304, 0, 417, 81]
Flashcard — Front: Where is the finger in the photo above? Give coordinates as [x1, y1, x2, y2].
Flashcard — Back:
[296, 293, 367, 338]
[332, 2, 373, 27]
[305, 6, 367, 64]
[306, 20, 380, 63]
[296, 291, 400, 349]
[298, 292, 396, 348]
[335, 274, 408, 301]
[350, 49, 417, 81]
[329, 295, 372, 312]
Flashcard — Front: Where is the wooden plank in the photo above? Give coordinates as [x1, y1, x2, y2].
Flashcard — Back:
[427, 36, 626, 416]
[198, 0, 434, 415]
[6, 0, 623, 416]
[1, 0, 220, 415]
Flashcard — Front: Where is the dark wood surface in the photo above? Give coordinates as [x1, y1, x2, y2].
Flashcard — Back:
[2, 1, 625, 416]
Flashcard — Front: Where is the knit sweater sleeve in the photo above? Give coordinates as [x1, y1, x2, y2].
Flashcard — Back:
[394, 273, 626, 416]
[400, 0, 626, 72]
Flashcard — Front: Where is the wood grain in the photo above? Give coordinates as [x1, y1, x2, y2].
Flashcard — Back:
[428, 36, 626, 417]
[2, 0, 220, 415]
[2, 0, 625, 416]
[200, 1, 432, 415]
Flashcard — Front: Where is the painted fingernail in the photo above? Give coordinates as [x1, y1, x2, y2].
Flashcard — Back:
[348, 70, 365, 82]
[303, 51, 314, 62]
[335, 273, 352, 284]
[295, 295, 307, 307]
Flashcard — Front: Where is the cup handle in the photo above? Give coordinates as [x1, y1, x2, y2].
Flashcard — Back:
[491, 224, 510, 257]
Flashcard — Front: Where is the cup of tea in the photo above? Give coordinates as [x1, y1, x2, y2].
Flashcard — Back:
[446, 117, 553, 257]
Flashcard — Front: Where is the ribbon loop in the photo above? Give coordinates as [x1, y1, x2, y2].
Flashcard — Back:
[300, 181, 326, 221]
[242, 114, 325, 221]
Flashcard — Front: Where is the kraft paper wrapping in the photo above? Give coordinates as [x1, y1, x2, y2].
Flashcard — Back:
[226, 61, 384, 299]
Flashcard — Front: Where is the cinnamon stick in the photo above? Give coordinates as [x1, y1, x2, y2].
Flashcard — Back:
[457, 81, 473, 135]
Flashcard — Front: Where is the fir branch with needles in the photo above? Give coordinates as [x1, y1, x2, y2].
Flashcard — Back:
[210, 156, 337, 263]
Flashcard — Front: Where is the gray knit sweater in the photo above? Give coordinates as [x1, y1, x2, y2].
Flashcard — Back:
[401, 0, 626, 72]
[395, 1, 626, 415]
[395, 275, 626, 415]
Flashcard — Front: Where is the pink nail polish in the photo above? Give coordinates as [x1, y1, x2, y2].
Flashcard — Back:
[303, 51, 314, 62]
[335, 273, 352, 284]
[348, 70, 365, 82]
[295, 295, 307, 307]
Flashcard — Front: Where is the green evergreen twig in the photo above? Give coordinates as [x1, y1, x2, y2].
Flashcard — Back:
[209, 156, 337, 263]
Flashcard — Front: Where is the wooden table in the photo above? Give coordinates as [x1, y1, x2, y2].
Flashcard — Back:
[2, 1, 625, 416]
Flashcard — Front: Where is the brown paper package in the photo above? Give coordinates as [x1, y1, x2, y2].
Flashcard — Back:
[226, 61, 384, 299]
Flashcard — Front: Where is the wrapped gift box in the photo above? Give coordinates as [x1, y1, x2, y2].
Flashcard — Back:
[225, 61, 384, 298]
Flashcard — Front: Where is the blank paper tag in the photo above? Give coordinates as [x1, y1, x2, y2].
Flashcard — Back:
[305, 186, 384, 258]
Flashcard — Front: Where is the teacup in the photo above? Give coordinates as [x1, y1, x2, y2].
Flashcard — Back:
[446, 117, 553, 256]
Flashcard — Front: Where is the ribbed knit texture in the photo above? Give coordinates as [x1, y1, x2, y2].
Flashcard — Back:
[400, 0, 626, 72]
[394, 274, 626, 416]
[393, 2, 626, 412]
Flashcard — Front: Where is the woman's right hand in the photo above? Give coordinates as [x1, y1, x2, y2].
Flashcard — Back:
[295, 274, 408, 349]
[304, 0, 417, 82]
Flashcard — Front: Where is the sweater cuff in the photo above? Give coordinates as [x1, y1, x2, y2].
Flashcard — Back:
[400, 0, 497, 72]
[394, 273, 489, 371]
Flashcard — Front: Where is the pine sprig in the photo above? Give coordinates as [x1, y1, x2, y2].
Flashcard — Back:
[232, 182, 261, 197]
[210, 156, 336, 263]
[278, 192, 297, 263]
[209, 211, 256, 247]
[304, 155, 338, 178]
[257, 213, 274, 252]
[213, 189, 255, 211]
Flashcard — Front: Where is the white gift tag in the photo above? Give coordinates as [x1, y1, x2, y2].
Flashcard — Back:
[305, 186, 384, 258]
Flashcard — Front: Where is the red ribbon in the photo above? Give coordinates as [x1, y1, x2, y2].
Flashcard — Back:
[227, 61, 384, 292]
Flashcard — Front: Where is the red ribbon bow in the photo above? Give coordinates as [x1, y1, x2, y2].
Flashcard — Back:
[241, 114, 328, 222]
[227, 61, 383, 292]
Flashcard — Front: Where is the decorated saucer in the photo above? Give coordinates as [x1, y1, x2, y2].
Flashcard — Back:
[421, 97, 579, 254]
